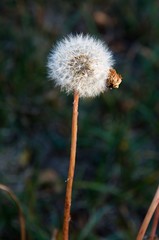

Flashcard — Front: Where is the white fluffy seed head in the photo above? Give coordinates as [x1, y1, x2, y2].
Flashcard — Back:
[47, 34, 114, 98]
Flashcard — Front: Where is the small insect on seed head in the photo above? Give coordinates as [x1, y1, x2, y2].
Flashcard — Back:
[106, 68, 122, 89]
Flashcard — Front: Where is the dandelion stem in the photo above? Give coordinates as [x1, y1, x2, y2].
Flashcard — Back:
[136, 186, 159, 240]
[63, 91, 79, 240]
[149, 204, 159, 240]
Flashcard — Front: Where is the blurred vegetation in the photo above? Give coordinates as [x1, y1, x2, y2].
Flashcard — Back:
[0, 0, 159, 239]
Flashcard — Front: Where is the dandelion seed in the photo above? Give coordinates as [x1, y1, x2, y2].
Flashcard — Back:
[47, 34, 114, 97]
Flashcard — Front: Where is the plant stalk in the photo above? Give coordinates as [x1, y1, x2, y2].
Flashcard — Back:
[149, 204, 159, 240]
[63, 91, 79, 240]
[136, 186, 159, 240]
[0, 184, 26, 240]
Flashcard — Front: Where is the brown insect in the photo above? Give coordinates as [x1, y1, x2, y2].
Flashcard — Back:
[106, 68, 122, 89]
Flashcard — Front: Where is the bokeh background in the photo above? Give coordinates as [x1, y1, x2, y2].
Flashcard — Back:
[1, 0, 159, 239]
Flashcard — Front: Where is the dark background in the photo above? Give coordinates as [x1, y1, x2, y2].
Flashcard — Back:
[0, 0, 159, 239]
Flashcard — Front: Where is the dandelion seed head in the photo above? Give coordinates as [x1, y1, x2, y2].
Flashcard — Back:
[47, 34, 114, 97]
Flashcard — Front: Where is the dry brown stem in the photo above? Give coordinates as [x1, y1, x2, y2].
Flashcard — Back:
[62, 91, 79, 240]
[149, 204, 159, 240]
[137, 186, 159, 240]
[0, 184, 26, 240]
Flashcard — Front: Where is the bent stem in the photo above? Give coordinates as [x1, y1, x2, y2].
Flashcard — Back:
[63, 91, 79, 240]
[136, 186, 159, 240]
[149, 204, 159, 240]
[0, 184, 26, 240]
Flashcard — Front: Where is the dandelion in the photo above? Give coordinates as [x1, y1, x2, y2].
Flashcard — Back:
[47, 34, 122, 240]
[47, 34, 122, 97]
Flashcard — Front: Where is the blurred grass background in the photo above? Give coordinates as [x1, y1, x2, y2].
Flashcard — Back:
[0, 0, 159, 239]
